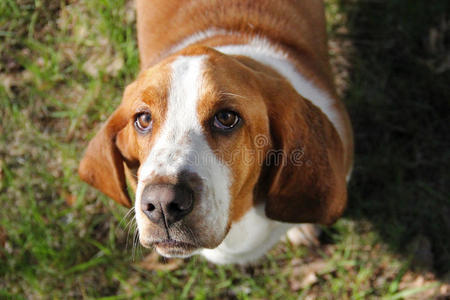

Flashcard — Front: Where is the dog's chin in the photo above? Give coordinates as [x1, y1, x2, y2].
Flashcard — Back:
[152, 240, 199, 258]
[138, 224, 229, 257]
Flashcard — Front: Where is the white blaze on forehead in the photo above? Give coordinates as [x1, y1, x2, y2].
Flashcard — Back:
[136, 55, 231, 244]
[140, 55, 206, 177]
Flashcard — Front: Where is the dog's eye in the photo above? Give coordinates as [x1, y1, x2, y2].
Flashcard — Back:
[213, 110, 240, 130]
[134, 112, 152, 133]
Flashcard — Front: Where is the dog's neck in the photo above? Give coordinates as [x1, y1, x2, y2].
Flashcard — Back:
[200, 204, 292, 264]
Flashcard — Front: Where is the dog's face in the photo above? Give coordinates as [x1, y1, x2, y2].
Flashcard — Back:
[79, 46, 347, 258]
[122, 48, 273, 257]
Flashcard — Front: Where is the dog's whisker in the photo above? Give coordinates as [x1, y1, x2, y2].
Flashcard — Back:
[121, 207, 136, 251]
[124, 218, 136, 236]
[125, 217, 137, 251]
[184, 224, 200, 247]
[119, 207, 135, 227]
[124, 211, 136, 232]
[132, 225, 141, 261]
[138, 237, 143, 258]
[136, 231, 143, 260]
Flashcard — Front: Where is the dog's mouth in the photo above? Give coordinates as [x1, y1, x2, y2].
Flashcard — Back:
[153, 239, 198, 257]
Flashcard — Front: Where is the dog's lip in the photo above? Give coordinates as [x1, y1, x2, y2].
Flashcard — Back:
[153, 239, 197, 250]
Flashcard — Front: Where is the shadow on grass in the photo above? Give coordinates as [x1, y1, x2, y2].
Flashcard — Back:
[339, 0, 450, 275]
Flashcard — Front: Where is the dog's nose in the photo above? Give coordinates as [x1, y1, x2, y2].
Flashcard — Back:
[140, 184, 194, 227]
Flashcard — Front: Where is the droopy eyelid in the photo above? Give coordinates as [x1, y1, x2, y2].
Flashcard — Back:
[135, 105, 151, 114]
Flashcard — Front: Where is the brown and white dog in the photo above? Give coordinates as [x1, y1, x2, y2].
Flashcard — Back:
[79, 0, 353, 264]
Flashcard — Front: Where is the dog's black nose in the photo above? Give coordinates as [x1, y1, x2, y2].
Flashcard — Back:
[140, 184, 194, 227]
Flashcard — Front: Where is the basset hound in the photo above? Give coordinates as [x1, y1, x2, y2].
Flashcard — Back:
[79, 0, 354, 264]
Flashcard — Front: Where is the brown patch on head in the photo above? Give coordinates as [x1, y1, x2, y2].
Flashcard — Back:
[117, 62, 173, 163]
[79, 60, 174, 206]
[184, 46, 348, 226]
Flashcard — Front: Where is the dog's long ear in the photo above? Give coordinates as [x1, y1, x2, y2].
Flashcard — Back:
[78, 83, 138, 207]
[264, 91, 348, 225]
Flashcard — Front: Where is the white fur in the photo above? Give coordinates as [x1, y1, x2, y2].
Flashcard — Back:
[135, 56, 232, 253]
[202, 205, 293, 264]
[166, 28, 231, 56]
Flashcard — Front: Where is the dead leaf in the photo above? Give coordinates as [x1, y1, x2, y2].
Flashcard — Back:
[286, 224, 320, 247]
[292, 261, 328, 277]
[138, 251, 183, 271]
[105, 55, 124, 76]
[61, 190, 76, 206]
[300, 272, 318, 287]
[65, 193, 76, 206]
[290, 260, 328, 291]
[0, 159, 3, 181]
[290, 272, 318, 291]
[0, 226, 6, 248]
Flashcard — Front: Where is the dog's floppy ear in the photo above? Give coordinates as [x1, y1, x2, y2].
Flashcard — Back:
[78, 83, 138, 208]
[264, 93, 347, 225]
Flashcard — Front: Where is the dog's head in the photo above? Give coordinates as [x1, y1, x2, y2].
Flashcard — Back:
[79, 46, 347, 257]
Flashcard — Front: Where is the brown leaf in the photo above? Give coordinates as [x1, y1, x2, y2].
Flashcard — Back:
[286, 225, 320, 247]
[292, 261, 328, 277]
[138, 251, 183, 271]
[0, 226, 6, 248]
[0, 160, 3, 188]
[290, 272, 319, 291]
[65, 193, 76, 206]
[290, 260, 328, 291]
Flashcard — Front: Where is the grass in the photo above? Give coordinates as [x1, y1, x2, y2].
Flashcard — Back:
[1, 0, 449, 298]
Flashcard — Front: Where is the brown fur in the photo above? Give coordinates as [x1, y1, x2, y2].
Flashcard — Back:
[79, 63, 173, 207]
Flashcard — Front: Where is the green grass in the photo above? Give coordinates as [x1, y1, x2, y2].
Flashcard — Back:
[1, 0, 449, 298]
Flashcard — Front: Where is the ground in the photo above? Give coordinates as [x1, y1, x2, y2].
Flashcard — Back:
[0, 0, 449, 298]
